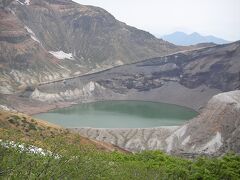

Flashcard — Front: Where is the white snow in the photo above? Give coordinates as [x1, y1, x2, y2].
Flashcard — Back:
[49, 51, 74, 60]
[24, 26, 40, 43]
[200, 132, 223, 153]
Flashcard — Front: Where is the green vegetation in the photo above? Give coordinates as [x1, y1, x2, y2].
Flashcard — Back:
[1, 136, 240, 179]
[0, 111, 240, 179]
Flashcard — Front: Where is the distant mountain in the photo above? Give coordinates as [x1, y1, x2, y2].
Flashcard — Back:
[162, 32, 230, 46]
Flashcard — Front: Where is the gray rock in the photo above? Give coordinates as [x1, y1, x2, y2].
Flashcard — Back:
[70, 90, 240, 156]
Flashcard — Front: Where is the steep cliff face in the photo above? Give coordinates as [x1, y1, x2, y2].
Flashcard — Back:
[166, 90, 240, 155]
[71, 90, 240, 155]
[0, 0, 180, 94]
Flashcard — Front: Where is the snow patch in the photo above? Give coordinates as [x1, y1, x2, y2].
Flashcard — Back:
[49, 51, 74, 60]
[24, 26, 40, 43]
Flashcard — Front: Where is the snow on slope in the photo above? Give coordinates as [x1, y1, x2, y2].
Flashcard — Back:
[49, 51, 74, 60]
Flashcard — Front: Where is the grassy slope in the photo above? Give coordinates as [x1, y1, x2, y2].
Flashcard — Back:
[0, 110, 127, 152]
[0, 110, 240, 179]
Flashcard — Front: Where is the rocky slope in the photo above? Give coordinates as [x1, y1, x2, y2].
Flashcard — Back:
[0, 0, 181, 94]
[4, 41, 238, 114]
[0, 7, 73, 94]
[71, 90, 240, 155]
[167, 90, 240, 155]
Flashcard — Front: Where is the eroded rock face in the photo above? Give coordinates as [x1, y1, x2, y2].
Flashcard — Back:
[21, 41, 240, 112]
[71, 127, 178, 152]
[71, 90, 240, 155]
[0, 9, 73, 94]
[0, 0, 180, 93]
[171, 90, 240, 155]
[30, 81, 110, 102]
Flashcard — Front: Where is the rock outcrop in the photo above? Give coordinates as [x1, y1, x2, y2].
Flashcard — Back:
[9, 41, 238, 113]
[0, 0, 180, 94]
[71, 90, 240, 155]
[0, 8, 73, 94]
[169, 90, 240, 155]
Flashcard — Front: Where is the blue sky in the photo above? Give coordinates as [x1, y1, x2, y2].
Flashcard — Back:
[73, 0, 240, 41]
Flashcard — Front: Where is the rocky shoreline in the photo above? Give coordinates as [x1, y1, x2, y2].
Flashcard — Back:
[70, 91, 240, 155]
[1, 81, 220, 116]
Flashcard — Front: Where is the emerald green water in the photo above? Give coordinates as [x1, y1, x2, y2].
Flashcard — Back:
[34, 101, 198, 128]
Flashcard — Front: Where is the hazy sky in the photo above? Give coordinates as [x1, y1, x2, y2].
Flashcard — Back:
[73, 0, 240, 41]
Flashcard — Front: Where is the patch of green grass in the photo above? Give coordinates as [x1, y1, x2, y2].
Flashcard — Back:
[0, 131, 239, 179]
[28, 123, 37, 131]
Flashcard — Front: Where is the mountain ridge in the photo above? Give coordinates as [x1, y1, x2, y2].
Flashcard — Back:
[162, 31, 230, 46]
[0, 0, 182, 94]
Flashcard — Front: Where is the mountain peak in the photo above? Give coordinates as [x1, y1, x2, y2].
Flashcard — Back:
[162, 31, 230, 46]
[189, 32, 200, 36]
[173, 31, 187, 35]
